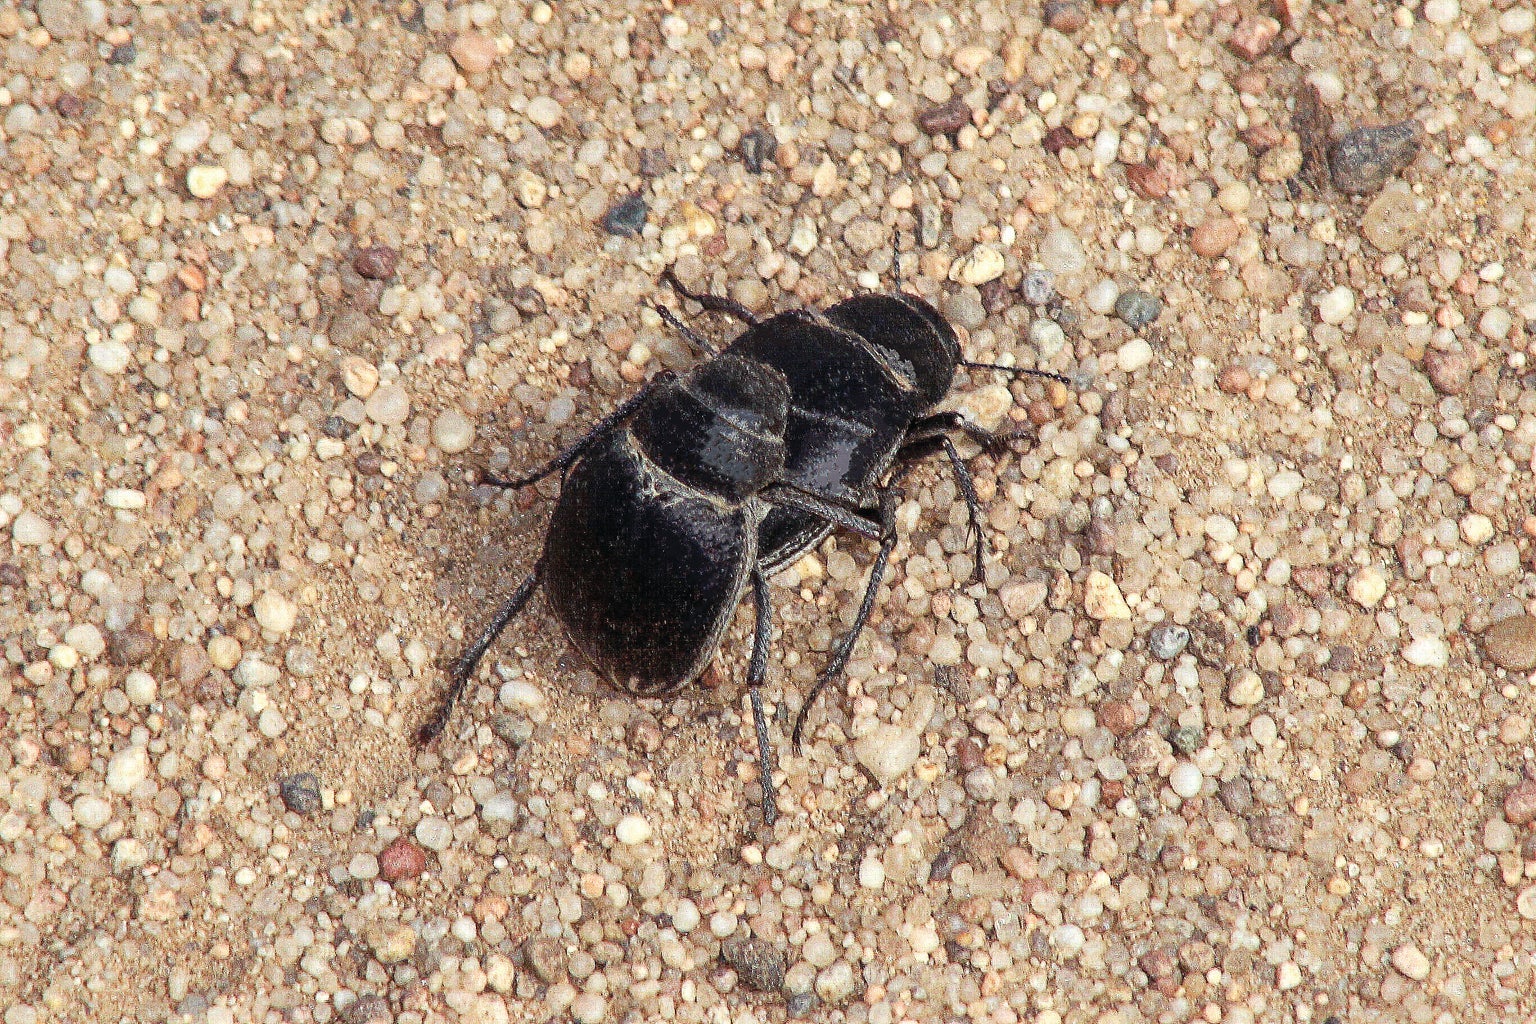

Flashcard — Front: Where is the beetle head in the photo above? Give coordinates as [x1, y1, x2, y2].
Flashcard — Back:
[825, 293, 960, 408]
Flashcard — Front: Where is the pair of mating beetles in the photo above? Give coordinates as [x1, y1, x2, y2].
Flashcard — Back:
[420, 269, 1063, 824]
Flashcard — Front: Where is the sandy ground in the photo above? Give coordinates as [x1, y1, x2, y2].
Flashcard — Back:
[2, 0, 1536, 1022]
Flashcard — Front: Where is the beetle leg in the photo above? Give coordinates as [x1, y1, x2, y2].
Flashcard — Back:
[483, 371, 678, 490]
[791, 471, 910, 748]
[420, 563, 543, 744]
[761, 484, 883, 541]
[748, 568, 779, 827]
[654, 304, 718, 356]
[960, 359, 1071, 386]
[896, 430, 988, 584]
[661, 267, 761, 326]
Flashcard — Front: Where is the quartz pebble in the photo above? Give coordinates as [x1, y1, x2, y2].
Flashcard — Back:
[615, 815, 653, 845]
[187, 165, 229, 198]
[1392, 943, 1431, 982]
[106, 746, 148, 794]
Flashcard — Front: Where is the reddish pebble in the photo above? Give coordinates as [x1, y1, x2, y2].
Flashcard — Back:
[1228, 15, 1281, 59]
[449, 33, 497, 74]
[1098, 700, 1137, 737]
[1217, 364, 1252, 395]
[1506, 781, 1536, 825]
[353, 245, 399, 280]
[1125, 161, 1173, 199]
[917, 98, 971, 136]
[379, 837, 427, 881]
[1423, 348, 1471, 395]
[1191, 217, 1241, 257]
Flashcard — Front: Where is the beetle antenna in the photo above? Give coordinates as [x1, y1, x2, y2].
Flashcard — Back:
[654, 304, 718, 356]
[962, 360, 1070, 386]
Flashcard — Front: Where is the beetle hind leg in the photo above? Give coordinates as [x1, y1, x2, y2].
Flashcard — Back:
[748, 568, 779, 827]
[661, 268, 761, 326]
[420, 563, 543, 744]
[896, 427, 989, 584]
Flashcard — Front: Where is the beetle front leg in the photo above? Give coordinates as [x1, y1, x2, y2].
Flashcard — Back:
[421, 562, 543, 744]
[748, 568, 779, 827]
[895, 430, 988, 584]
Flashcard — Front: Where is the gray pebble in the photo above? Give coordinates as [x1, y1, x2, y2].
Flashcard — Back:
[1021, 269, 1056, 305]
[720, 938, 786, 992]
[1330, 121, 1423, 195]
[602, 192, 648, 236]
[279, 772, 322, 815]
[1114, 289, 1162, 330]
[1148, 625, 1190, 660]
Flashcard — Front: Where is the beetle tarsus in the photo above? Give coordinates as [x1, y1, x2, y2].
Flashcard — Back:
[961, 359, 1070, 386]
[422, 564, 543, 744]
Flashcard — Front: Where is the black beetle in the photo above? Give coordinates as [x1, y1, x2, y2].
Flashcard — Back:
[424, 267, 1064, 824]
[657, 270, 1065, 744]
[420, 350, 883, 823]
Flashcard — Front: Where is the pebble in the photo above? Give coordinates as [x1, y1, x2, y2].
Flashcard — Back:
[1361, 183, 1421, 252]
[352, 246, 398, 281]
[1021, 269, 1056, 305]
[1347, 567, 1387, 608]
[1117, 338, 1153, 373]
[124, 670, 157, 705]
[1481, 615, 1536, 671]
[1083, 571, 1131, 620]
[917, 98, 970, 135]
[1392, 943, 1431, 982]
[431, 410, 476, 454]
[1402, 637, 1449, 668]
[1170, 763, 1204, 798]
[615, 814, 653, 845]
[523, 937, 568, 984]
[1190, 217, 1240, 257]
[379, 837, 428, 881]
[1227, 671, 1265, 707]
[365, 923, 417, 964]
[740, 127, 777, 173]
[570, 994, 606, 1023]
[951, 246, 1005, 286]
[526, 96, 564, 129]
[1114, 289, 1162, 329]
[449, 33, 498, 74]
[1148, 625, 1190, 659]
[602, 192, 648, 236]
[1423, 349, 1471, 395]
[279, 773, 322, 815]
[1330, 122, 1423, 194]
[855, 724, 922, 783]
[112, 837, 149, 872]
[415, 816, 453, 851]
[88, 340, 132, 374]
[721, 938, 786, 992]
[1518, 886, 1536, 921]
[365, 384, 411, 426]
[815, 962, 856, 1004]
[73, 795, 112, 830]
[106, 746, 148, 794]
[1504, 781, 1536, 825]
[186, 165, 229, 199]
[254, 591, 298, 634]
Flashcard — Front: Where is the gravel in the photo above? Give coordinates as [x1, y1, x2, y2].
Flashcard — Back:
[4, 1, 1535, 1021]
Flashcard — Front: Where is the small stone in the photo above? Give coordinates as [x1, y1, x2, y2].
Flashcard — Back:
[1042, 1, 1086, 32]
[124, 670, 157, 706]
[187, 165, 229, 199]
[379, 837, 428, 881]
[602, 192, 648, 236]
[1347, 566, 1388, 608]
[73, 795, 112, 830]
[1149, 625, 1190, 660]
[1169, 763, 1204, 799]
[1518, 886, 1536, 921]
[917, 98, 971, 135]
[366, 923, 417, 965]
[1362, 183, 1422, 253]
[1249, 811, 1302, 852]
[1084, 571, 1131, 620]
[950, 246, 1005, 286]
[1228, 15, 1281, 59]
[88, 340, 132, 374]
[278, 773, 321, 815]
[1315, 286, 1356, 325]
[570, 994, 606, 1024]
[740, 128, 777, 173]
[1459, 513, 1493, 546]
[1329, 121, 1422, 195]
[104, 488, 146, 510]
[1423, 0, 1459, 25]
[1504, 780, 1536, 825]
[449, 33, 497, 74]
[106, 745, 149, 794]
[1391, 943, 1431, 982]
[353, 245, 398, 280]
[112, 837, 149, 872]
[814, 962, 856, 1004]
[526, 96, 564, 129]
[721, 938, 786, 992]
[415, 816, 453, 851]
[1021, 269, 1056, 305]
[1190, 217, 1240, 257]
[1114, 289, 1161, 329]
[340, 356, 380, 398]
[788, 218, 819, 257]
[615, 815, 653, 845]
[1482, 615, 1536, 672]
[254, 591, 298, 634]
[1117, 338, 1153, 374]
[1277, 961, 1303, 990]
[523, 937, 568, 984]
[1169, 726, 1203, 755]
[855, 724, 921, 783]
[1402, 637, 1449, 668]
[1217, 364, 1252, 394]
[365, 384, 411, 426]
[432, 410, 476, 454]
[1227, 671, 1264, 707]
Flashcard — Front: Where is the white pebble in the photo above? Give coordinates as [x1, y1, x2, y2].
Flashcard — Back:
[1422, 0, 1458, 25]
[500, 679, 545, 710]
[1083, 571, 1131, 620]
[1169, 763, 1204, 799]
[708, 910, 738, 938]
[855, 724, 922, 783]
[88, 340, 132, 373]
[1116, 338, 1153, 374]
[63, 623, 104, 661]
[125, 670, 157, 706]
[11, 512, 51, 546]
[1315, 286, 1356, 325]
[186, 164, 229, 199]
[951, 245, 1005, 286]
[1460, 513, 1494, 545]
[432, 410, 476, 454]
[1347, 566, 1388, 608]
[1392, 943, 1431, 981]
[112, 837, 149, 871]
[526, 96, 564, 129]
[73, 795, 113, 830]
[616, 814, 653, 845]
[858, 855, 886, 889]
[106, 745, 149, 794]
[1403, 637, 1449, 668]
[254, 591, 298, 634]
[415, 816, 454, 851]
[1518, 885, 1536, 920]
[257, 708, 288, 738]
[671, 899, 700, 932]
[104, 488, 146, 510]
